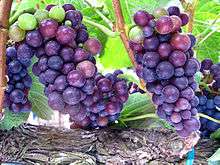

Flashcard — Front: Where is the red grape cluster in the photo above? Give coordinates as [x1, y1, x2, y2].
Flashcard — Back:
[4, 45, 33, 113]
[6, 3, 129, 128]
[129, 6, 201, 137]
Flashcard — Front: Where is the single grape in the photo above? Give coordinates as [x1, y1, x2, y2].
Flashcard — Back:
[38, 56, 48, 72]
[188, 34, 196, 48]
[56, 25, 77, 45]
[17, 43, 34, 60]
[190, 96, 199, 107]
[180, 13, 189, 26]
[44, 69, 59, 84]
[142, 67, 157, 82]
[114, 81, 128, 95]
[63, 4, 75, 12]
[181, 87, 195, 100]
[170, 33, 191, 51]
[152, 94, 165, 105]
[67, 70, 86, 87]
[176, 98, 190, 110]
[170, 15, 182, 31]
[48, 92, 65, 110]
[62, 63, 75, 75]
[133, 10, 150, 27]
[158, 43, 172, 59]
[172, 76, 188, 90]
[129, 26, 144, 43]
[97, 78, 112, 92]
[76, 29, 89, 43]
[39, 19, 58, 38]
[26, 30, 43, 48]
[63, 87, 82, 105]
[157, 33, 171, 42]
[8, 60, 22, 74]
[184, 117, 201, 132]
[49, 6, 65, 22]
[210, 64, 220, 76]
[23, 75, 32, 88]
[206, 99, 215, 109]
[82, 79, 95, 95]
[201, 58, 213, 71]
[142, 52, 160, 68]
[156, 61, 174, 80]
[18, 13, 37, 30]
[73, 48, 90, 62]
[156, 106, 167, 119]
[84, 38, 102, 55]
[9, 22, 25, 42]
[143, 36, 159, 51]
[214, 96, 220, 106]
[48, 56, 64, 70]
[155, 16, 174, 34]
[176, 129, 191, 138]
[54, 75, 67, 91]
[170, 112, 182, 123]
[76, 60, 96, 78]
[206, 121, 220, 132]
[169, 50, 187, 67]
[65, 10, 83, 27]
[10, 89, 25, 103]
[45, 40, 61, 56]
[34, 9, 49, 23]
[143, 26, 154, 38]
[96, 117, 109, 127]
[162, 85, 180, 103]
[167, 6, 180, 16]
[185, 58, 200, 76]
[174, 67, 185, 77]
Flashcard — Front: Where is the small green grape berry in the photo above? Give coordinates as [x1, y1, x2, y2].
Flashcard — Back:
[129, 26, 144, 43]
[153, 8, 168, 18]
[18, 13, 37, 30]
[49, 6, 65, 23]
[34, 9, 49, 23]
[9, 22, 26, 42]
[65, 20, 72, 26]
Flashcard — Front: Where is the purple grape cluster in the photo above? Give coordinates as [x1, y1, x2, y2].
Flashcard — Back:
[197, 90, 220, 137]
[27, 4, 129, 128]
[129, 6, 201, 137]
[4, 45, 33, 113]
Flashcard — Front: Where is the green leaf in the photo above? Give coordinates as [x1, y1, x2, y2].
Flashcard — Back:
[28, 58, 54, 120]
[210, 128, 220, 140]
[194, 0, 220, 63]
[208, 148, 220, 165]
[0, 110, 30, 130]
[99, 36, 132, 69]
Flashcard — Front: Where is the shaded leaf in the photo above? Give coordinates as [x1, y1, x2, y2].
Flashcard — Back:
[210, 128, 220, 140]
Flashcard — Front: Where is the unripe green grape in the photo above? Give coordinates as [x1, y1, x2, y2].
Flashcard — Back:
[34, 9, 49, 23]
[153, 8, 168, 18]
[49, 6, 65, 23]
[18, 13, 37, 30]
[129, 26, 144, 43]
[9, 22, 26, 42]
[65, 20, 72, 27]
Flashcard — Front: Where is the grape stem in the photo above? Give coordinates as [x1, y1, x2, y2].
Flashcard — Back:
[84, 0, 114, 30]
[121, 113, 158, 122]
[0, 0, 13, 113]
[83, 17, 119, 37]
[199, 113, 220, 124]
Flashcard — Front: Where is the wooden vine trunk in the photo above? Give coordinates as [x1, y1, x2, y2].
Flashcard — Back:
[0, 124, 219, 164]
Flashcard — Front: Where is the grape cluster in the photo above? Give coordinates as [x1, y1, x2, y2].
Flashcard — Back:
[3, 45, 33, 113]
[197, 91, 220, 137]
[129, 6, 201, 137]
[7, 3, 129, 128]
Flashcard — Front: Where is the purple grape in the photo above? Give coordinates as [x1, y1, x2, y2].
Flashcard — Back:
[97, 78, 112, 92]
[48, 92, 65, 111]
[156, 106, 167, 119]
[158, 43, 172, 59]
[54, 75, 67, 91]
[143, 26, 154, 37]
[180, 13, 189, 26]
[171, 33, 191, 52]
[56, 25, 77, 45]
[169, 50, 187, 67]
[142, 52, 160, 68]
[60, 47, 74, 62]
[168, 6, 180, 16]
[133, 10, 150, 27]
[76, 61, 96, 78]
[201, 58, 213, 71]
[170, 15, 182, 31]
[26, 30, 43, 48]
[67, 70, 86, 87]
[39, 19, 58, 38]
[114, 81, 128, 95]
[188, 34, 196, 48]
[84, 38, 102, 55]
[38, 56, 48, 72]
[174, 67, 184, 77]
[172, 76, 188, 90]
[181, 110, 192, 120]
[17, 43, 34, 59]
[65, 10, 83, 27]
[44, 69, 59, 84]
[185, 58, 200, 76]
[73, 48, 90, 62]
[8, 60, 22, 74]
[176, 128, 191, 137]
[10, 89, 25, 103]
[184, 117, 200, 132]
[176, 98, 190, 110]
[162, 103, 174, 114]
[23, 75, 32, 88]
[48, 56, 64, 70]
[82, 79, 95, 95]
[105, 102, 120, 115]
[46, 4, 55, 11]
[210, 64, 220, 76]
[63, 87, 82, 105]
[170, 112, 182, 123]
[32, 63, 41, 76]
[190, 96, 199, 107]
[96, 116, 108, 127]
[155, 16, 173, 34]
[76, 29, 89, 43]
[162, 85, 179, 103]
[62, 4, 75, 12]
[180, 87, 195, 100]
[157, 33, 171, 42]
[156, 61, 174, 80]
[45, 40, 61, 56]
[142, 67, 157, 82]
[143, 36, 159, 50]
[62, 63, 75, 74]
[6, 46, 17, 59]
[152, 94, 165, 105]
[36, 47, 45, 58]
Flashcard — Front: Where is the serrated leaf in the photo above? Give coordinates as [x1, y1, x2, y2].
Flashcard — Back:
[0, 110, 30, 130]
[208, 148, 220, 165]
[99, 36, 132, 69]
[210, 128, 220, 140]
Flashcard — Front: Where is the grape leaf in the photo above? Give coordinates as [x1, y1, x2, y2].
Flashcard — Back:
[208, 148, 220, 165]
[0, 109, 30, 130]
[210, 128, 220, 140]
[193, 0, 220, 63]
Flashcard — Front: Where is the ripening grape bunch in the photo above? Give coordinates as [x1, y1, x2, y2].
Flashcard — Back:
[5, 3, 130, 128]
[129, 6, 201, 137]
[196, 58, 220, 137]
